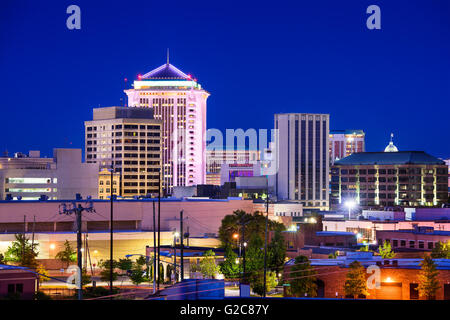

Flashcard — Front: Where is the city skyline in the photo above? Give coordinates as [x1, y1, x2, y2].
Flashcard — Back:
[1, 0, 449, 159]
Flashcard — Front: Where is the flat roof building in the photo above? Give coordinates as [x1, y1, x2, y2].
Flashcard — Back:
[331, 150, 448, 209]
[0, 149, 98, 200]
[274, 113, 330, 210]
[85, 106, 163, 198]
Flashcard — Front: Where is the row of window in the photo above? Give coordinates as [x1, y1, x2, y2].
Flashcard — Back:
[87, 125, 160, 131]
[380, 238, 440, 249]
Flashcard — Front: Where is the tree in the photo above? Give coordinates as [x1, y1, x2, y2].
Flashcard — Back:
[55, 240, 76, 267]
[418, 256, 440, 300]
[430, 241, 450, 259]
[219, 244, 240, 279]
[36, 264, 50, 284]
[130, 262, 145, 285]
[81, 268, 92, 286]
[98, 259, 119, 282]
[244, 233, 265, 283]
[250, 271, 278, 296]
[328, 251, 338, 259]
[218, 210, 285, 248]
[4, 234, 39, 268]
[378, 240, 396, 259]
[117, 258, 133, 275]
[288, 255, 317, 297]
[267, 229, 286, 275]
[198, 250, 220, 279]
[344, 261, 368, 299]
[0, 252, 5, 264]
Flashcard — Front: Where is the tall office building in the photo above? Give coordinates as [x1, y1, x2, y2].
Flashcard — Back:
[125, 61, 209, 193]
[274, 113, 330, 210]
[84, 106, 162, 198]
[329, 130, 365, 165]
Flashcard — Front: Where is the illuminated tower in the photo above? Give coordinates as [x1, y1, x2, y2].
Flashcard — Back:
[125, 60, 209, 194]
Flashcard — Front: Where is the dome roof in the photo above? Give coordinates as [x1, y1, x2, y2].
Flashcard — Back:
[384, 133, 398, 152]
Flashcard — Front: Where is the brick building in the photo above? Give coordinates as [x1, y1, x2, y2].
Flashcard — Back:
[376, 226, 450, 251]
[284, 252, 450, 300]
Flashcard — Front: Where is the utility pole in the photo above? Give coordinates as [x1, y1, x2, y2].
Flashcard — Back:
[263, 184, 269, 298]
[157, 168, 161, 291]
[109, 164, 114, 295]
[152, 200, 157, 294]
[173, 233, 176, 284]
[23, 215, 26, 263]
[58, 199, 95, 301]
[76, 207, 82, 300]
[31, 216, 35, 248]
[180, 210, 184, 281]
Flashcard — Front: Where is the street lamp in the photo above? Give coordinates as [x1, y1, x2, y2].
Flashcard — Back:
[345, 200, 357, 220]
[173, 232, 179, 283]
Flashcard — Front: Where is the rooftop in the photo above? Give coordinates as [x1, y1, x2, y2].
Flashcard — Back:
[334, 151, 445, 166]
[141, 63, 189, 80]
[285, 255, 450, 270]
[315, 231, 357, 237]
[330, 130, 365, 135]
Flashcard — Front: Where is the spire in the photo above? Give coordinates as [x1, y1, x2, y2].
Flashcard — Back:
[384, 133, 398, 152]
[166, 48, 170, 65]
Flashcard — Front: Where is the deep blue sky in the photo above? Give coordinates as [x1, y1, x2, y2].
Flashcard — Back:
[1, 0, 449, 159]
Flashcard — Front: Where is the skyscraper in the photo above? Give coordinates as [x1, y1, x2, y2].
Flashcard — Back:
[274, 113, 330, 210]
[329, 130, 365, 165]
[85, 106, 162, 198]
[125, 61, 209, 194]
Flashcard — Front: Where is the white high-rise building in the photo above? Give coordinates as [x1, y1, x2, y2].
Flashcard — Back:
[125, 61, 209, 194]
[274, 113, 330, 210]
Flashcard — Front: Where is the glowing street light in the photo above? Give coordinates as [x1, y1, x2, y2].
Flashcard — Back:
[49, 243, 55, 250]
[345, 200, 357, 220]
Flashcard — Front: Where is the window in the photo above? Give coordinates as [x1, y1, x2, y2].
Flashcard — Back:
[410, 284, 419, 300]
[409, 241, 415, 248]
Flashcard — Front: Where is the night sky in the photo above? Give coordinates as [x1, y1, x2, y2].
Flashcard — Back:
[1, 0, 449, 159]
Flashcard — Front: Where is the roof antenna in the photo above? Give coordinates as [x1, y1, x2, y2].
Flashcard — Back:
[167, 48, 170, 65]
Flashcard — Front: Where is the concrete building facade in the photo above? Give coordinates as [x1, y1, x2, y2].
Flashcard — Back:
[0, 149, 98, 200]
[274, 113, 330, 210]
[331, 151, 448, 209]
[84, 106, 162, 198]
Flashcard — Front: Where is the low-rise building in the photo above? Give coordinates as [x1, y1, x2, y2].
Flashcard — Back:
[0, 266, 39, 300]
[0, 149, 98, 200]
[376, 226, 450, 251]
[284, 252, 450, 300]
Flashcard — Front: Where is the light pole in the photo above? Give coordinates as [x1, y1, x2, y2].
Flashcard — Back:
[263, 184, 269, 298]
[109, 164, 114, 296]
[233, 233, 239, 256]
[345, 200, 356, 220]
[173, 232, 179, 283]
